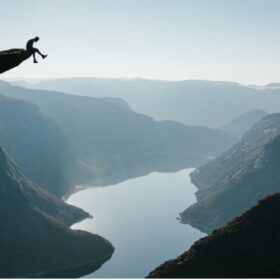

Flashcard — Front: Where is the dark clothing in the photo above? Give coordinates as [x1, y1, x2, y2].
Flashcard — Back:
[26, 39, 36, 52]
[25, 38, 46, 63]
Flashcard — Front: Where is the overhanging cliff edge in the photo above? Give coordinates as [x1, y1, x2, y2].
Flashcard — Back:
[0, 49, 31, 74]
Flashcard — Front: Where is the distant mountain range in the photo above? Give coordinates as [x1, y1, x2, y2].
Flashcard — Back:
[0, 146, 113, 277]
[0, 80, 234, 188]
[148, 194, 280, 278]
[181, 113, 280, 233]
[12, 77, 280, 127]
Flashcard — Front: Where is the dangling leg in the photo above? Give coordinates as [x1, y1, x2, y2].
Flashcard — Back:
[34, 48, 47, 59]
[32, 52, 38, 63]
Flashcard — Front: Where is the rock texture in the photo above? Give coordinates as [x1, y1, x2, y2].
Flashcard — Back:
[181, 113, 280, 233]
[148, 194, 280, 278]
[0, 49, 31, 74]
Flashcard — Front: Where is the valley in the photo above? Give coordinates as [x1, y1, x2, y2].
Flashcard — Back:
[67, 169, 205, 278]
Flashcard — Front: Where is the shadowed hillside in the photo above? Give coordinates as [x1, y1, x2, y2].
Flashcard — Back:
[148, 194, 280, 278]
[0, 146, 114, 277]
[0, 54, 114, 278]
[0, 93, 80, 196]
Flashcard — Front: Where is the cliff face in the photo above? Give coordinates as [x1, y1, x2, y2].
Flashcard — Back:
[0, 49, 31, 74]
[148, 194, 280, 278]
[0, 146, 114, 278]
[180, 113, 280, 233]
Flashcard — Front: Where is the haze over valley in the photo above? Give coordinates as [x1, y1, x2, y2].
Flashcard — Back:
[1, 0, 280, 278]
[2, 76, 280, 277]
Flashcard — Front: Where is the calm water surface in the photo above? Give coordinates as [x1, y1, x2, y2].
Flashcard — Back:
[67, 168, 205, 278]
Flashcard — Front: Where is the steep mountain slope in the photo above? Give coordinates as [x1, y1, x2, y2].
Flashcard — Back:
[221, 109, 268, 138]
[0, 145, 88, 226]
[14, 157, 90, 226]
[181, 113, 280, 233]
[148, 194, 280, 278]
[0, 92, 78, 196]
[14, 77, 280, 127]
[0, 81, 234, 186]
[0, 146, 114, 278]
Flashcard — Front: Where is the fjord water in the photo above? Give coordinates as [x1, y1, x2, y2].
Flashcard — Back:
[67, 168, 205, 278]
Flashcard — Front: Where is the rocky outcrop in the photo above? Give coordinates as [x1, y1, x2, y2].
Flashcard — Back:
[148, 194, 280, 278]
[0, 49, 31, 74]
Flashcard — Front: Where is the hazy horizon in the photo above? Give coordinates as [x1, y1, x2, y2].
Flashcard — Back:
[1, 0, 280, 85]
[4, 76, 280, 88]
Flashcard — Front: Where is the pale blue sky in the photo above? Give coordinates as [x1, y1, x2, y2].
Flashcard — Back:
[1, 0, 280, 84]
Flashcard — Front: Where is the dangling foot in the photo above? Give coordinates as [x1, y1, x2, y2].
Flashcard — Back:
[42, 54, 48, 59]
[34, 60, 38, 64]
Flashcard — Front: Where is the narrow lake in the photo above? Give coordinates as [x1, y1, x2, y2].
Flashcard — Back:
[67, 168, 205, 278]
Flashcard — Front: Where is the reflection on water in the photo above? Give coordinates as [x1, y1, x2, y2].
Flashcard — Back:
[67, 168, 205, 278]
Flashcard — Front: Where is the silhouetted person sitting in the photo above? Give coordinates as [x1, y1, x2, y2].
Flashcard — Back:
[26, 36, 47, 63]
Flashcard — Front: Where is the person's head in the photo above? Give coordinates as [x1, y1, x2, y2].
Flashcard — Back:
[34, 36, 39, 42]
